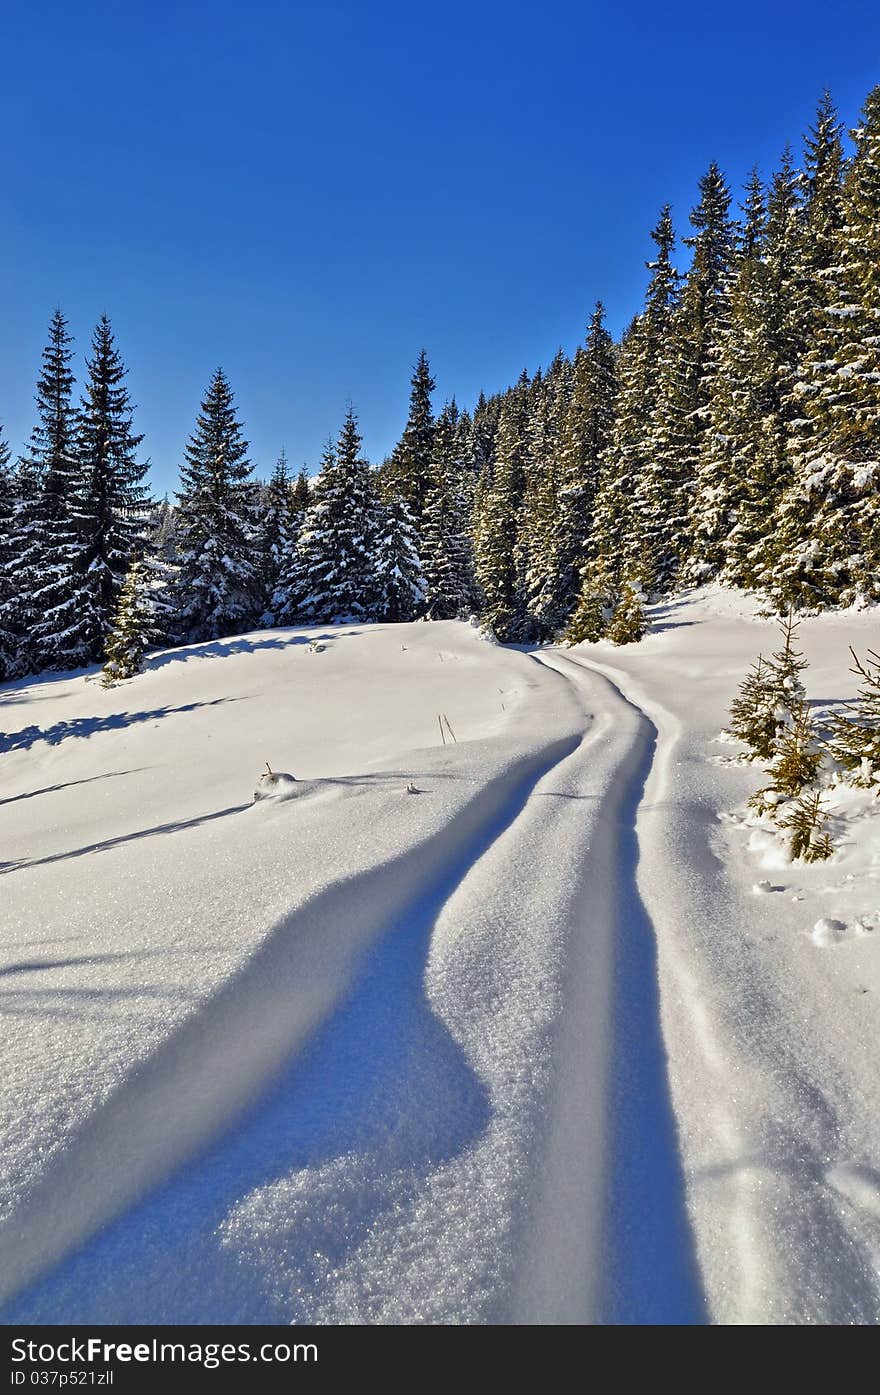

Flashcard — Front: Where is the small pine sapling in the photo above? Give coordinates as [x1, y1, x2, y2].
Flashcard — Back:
[748, 698, 822, 818]
[727, 654, 778, 759]
[769, 702, 822, 798]
[606, 582, 646, 646]
[101, 561, 156, 686]
[829, 647, 880, 790]
[767, 609, 808, 716]
[778, 790, 833, 862]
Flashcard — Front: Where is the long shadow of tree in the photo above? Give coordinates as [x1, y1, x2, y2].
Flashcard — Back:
[0, 697, 246, 756]
[0, 752, 570, 1323]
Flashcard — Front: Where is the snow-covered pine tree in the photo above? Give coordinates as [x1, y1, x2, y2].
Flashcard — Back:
[61, 317, 150, 663]
[519, 360, 569, 639]
[386, 350, 436, 526]
[0, 459, 45, 677]
[650, 164, 735, 589]
[372, 489, 425, 621]
[101, 559, 157, 684]
[767, 700, 822, 797]
[605, 581, 647, 644]
[778, 790, 833, 862]
[726, 654, 779, 759]
[473, 378, 529, 640]
[292, 467, 311, 513]
[829, 646, 880, 789]
[598, 208, 680, 593]
[10, 311, 82, 672]
[0, 428, 16, 681]
[271, 467, 311, 624]
[767, 87, 880, 610]
[564, 558, 614, 644]
[421, 400, 474, 619]
[554, 305, 617, 622]
[295, 409, 379, 623]
[768, 609, 809, 707]
[256, 450, 299, 624]
[717, 155, 806, 589]
[173, 368, 258, 641]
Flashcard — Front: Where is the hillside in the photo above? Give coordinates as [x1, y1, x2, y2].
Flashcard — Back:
[0, 592, 878, 1323]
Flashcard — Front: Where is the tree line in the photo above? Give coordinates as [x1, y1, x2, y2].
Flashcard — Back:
[1, 82, 878, 682]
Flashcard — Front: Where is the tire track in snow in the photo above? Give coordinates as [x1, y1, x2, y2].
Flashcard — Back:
[0, 729, 583, 1318]
[522, 650, 706, 1324]
[554, 650, 880, 1325]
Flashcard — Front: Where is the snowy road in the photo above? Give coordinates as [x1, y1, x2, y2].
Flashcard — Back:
[2, 601, 879, 1323]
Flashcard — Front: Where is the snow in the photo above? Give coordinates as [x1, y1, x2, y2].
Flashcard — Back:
[0, 591, 878, 1324]
[565, 584, 880, 1323]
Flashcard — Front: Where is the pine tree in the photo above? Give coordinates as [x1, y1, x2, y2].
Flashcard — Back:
[257, 450, 298, 623]
[174, 368, 258, 641]
[564, 559, 614, 644]
[768, 89, 879, 609]
[778, 790, 833, 861]
[296, 409, 380, 623]
[101, 560, 157, 684]
[373, 490, 425, 621]
[727, 654, 779, 759]
[605, 582, 647, 644]
[1, 459, 44, 676]
[553, 306, 617, 620]
[600, 208, 680, 592]
[387, 350, 436, 524]
[0, 428, 16, 681]
[272, 467, 311, 624]
[829, 646, 880, 788]
[421, 400, 474, 618]
[66, 317, 150, 663]
[473, 380, 529, 640]
[13, 311, 82, 672]
[654, 164, 736, 587]
[768, 701, 822, 797]
[519, 361, 568, 637]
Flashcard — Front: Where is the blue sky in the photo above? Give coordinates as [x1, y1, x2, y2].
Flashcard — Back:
[1, 1, 879, 493]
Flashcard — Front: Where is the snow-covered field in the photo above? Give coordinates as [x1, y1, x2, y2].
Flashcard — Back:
[0, 592, 878, 1324]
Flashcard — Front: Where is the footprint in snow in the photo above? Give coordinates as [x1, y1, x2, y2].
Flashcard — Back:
[810, 917, 848, 947]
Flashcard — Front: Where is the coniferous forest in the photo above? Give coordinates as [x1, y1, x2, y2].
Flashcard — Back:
[2, 84, 879, 684]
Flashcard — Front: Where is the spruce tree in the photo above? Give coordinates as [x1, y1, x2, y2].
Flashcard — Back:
[387, 350, 436, 524]
[257, 450, 298, 624]
[295, 409, 380, 623]
[473, 380, 529, 640]
[727, 654, 779, 759]
[606, 582, 647, 644]
[421, 400, 474, 619]
[565, 559, 614, 644]
[520, 361, 569, 637]
[656, 164, 736, 587]
[101, 560, 157, 684]
[14, 311, 82, 671]
[554, 306, 617, 620]
[66, 317, 150, 663]
[272, 467, 311, 624]
[373, 490, 425, 622]
[715, 156, 806, 588]
[769, 87, 880, 609]
[0, 429, 15, 681]
[830, 647, 880, 788]
[174, 367, 258, 641]
[600, 208, 680, 593]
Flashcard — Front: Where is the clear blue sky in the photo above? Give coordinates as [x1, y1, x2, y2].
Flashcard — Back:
[1, 1, 879, 494]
